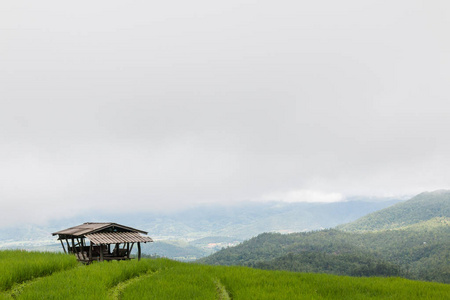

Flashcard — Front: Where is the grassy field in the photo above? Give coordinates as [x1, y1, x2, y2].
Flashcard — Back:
[0, 251, 449, 299]
[0, 250, 78, 292]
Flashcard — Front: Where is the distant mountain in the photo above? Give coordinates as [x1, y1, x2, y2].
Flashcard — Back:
[0, 198, 401, 260]
[337, 190, 450, 231]
[199, 191, 450, 283]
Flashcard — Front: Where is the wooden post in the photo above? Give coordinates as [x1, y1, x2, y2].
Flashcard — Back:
[115, 243, 119, 256]
[100, 244, 104, 262]
[71, 238, 76, 254]
[89, 242, 92, 262]
[60, 240, 67, 254]
[137, 242, 141, 261]
[65, 239, 71, 254]
[80, 238, 86, 261]
[127, 242, 130, 259]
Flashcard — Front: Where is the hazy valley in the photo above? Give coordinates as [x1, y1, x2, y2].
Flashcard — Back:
[0, 197, 402, 260]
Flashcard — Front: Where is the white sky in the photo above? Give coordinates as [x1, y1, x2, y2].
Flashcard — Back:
[1, 1, 450, 225]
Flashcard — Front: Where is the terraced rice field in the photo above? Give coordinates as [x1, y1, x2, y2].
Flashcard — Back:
[1, 250, 449, 299]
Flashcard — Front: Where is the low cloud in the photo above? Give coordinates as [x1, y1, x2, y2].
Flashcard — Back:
[261, 190, 344, 203]
[1, 1, 450, 226]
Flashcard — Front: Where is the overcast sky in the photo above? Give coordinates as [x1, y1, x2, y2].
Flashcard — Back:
[1, 1, 450, 226]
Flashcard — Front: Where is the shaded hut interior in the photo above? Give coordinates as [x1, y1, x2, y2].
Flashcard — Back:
[52, 222, 153, 263]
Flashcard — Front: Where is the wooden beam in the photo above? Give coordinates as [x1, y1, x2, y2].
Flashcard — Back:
[60, 240, 67, 254]
[65, 239, 71, 254]
[71, 238, 76, 254]
[137, 242, 141, 261]
[89, 242, 92, 262]
[100, 244, 104, 262]
[80, 238, 86, 261]
[126, 242, 130, 259]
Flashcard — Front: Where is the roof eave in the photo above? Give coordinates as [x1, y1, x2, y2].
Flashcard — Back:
[52, 222, 149, 236]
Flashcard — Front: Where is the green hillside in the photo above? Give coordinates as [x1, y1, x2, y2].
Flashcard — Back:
[200, 191, 450, 283]
[337, 190, 450, 232]
[200, 221, 450, 283]
[1, 251, 449, 300]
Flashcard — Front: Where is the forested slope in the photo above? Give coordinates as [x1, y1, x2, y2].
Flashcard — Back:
[200, 191, 450, 283]
[337, 190, 450, 232]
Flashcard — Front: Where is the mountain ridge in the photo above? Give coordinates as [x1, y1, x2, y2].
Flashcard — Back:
[336, 190, 450, 232]
[199, 190, 450, 283]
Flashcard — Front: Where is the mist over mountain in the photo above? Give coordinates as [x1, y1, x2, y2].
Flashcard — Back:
[0, 197, 401, 260]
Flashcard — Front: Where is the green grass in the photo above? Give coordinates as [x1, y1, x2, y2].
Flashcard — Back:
[119, 263, 450, 300]
[1, 251, 449, 299]
[121, 263, 217, 300]
[16, 258, 165, 299]
[214, 266, 450, 299]
[0, 250, 78, 291]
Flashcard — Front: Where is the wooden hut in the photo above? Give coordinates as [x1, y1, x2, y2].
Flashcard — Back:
[52, 222, 153, 263]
